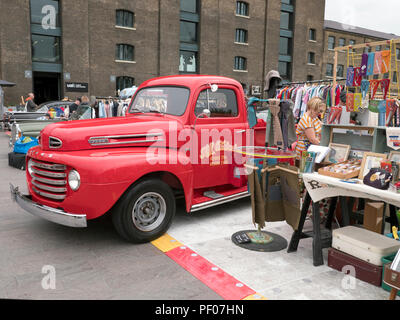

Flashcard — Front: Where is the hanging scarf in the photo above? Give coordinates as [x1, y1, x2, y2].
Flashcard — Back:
[346, 67, 354, 87]
[374, 51, 382, 75]
[353, 67, 362, 87]
[381, 50, 391, 74]
[361, 53, 368, 77]
[380, 78, 391, 100]
[346, 93, 354, 112]
[361, 79, 370, 99]
[367, 52, 375, 76]
[354, 93, 362, 112]
[370, 79, 380, 100]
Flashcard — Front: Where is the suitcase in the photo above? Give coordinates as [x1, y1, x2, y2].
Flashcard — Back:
[8, 152, 26, 170]
[328, 247, 383, 286]
[332, 226, 400, 266]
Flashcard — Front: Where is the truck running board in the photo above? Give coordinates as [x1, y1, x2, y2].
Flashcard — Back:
[190, 191, 250, 213]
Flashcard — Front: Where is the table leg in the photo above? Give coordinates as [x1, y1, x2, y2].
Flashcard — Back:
[389, 288, 398, 300]
[389, 205, 399, 230]
[325, 197, 338, 230]
[339, 197, 350, 227]
[288, 192, 311, 253]
[312, 201, 324, 267]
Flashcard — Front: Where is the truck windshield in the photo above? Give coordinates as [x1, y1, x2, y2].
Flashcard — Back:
[129, 86, 190, 116]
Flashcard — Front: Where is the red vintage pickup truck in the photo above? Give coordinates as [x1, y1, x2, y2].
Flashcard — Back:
[10, 75, 268, 243]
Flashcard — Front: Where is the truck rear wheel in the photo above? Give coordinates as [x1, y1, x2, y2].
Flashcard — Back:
[112, 179, 176, 243]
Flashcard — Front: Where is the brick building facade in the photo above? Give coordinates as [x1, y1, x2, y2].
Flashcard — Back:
[0, 0, 326, 105]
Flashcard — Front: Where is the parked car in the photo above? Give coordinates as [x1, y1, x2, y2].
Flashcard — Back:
[4, 101, 74, 130]
[9, 104, 96, 148]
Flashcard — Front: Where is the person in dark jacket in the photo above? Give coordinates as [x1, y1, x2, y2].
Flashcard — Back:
[25, 93, 38, 112]
[68, 97, 81, 116]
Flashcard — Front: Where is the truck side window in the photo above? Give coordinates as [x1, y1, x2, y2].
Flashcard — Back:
[194, 89, 238, 118]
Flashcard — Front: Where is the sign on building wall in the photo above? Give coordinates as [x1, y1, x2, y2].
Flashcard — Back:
[65, 82, 89, 92]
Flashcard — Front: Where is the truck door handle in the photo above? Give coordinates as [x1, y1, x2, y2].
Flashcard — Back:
[236, 130, 246, 134]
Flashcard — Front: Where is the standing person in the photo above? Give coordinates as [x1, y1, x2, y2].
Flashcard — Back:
[68, 97, 81, 116]
[295, 97, 326, 160]
[25, 93, 38, 112]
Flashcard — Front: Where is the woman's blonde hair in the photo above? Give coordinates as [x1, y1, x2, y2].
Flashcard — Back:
[81, 96, 90, 103]
[307, 97, 326, 113]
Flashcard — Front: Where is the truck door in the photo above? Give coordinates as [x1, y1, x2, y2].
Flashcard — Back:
[191, 85, 248, 189]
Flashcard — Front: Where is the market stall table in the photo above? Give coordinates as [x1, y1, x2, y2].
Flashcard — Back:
[289, 172, 400, 266]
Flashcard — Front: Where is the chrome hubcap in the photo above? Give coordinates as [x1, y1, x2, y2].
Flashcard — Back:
[132, 192, 166, 232]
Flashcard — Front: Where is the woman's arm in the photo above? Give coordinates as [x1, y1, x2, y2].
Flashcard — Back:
[304, 127, 320, 145]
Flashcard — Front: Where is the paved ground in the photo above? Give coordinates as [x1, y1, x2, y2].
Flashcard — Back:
[0, 131, 393, 300]
[0, 132, 221, 300]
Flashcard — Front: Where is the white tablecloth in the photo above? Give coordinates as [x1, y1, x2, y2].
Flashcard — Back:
[302, 173, 400, 208]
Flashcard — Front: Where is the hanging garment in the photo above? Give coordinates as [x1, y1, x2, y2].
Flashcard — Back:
[98, 101, 106, 118]
[361, 79, 370, 99]
[361, 53, 369, 77]
[354, 93, 362, 112]
[346, 67, 355, 87]
[374, 51, 382, 75]
[370, 79, 380, 100]
[380, 78, 391, 100]
[381, 50, 391, 74]
[269, 99, 284, 148]
[346, 93, 354, 112]
[279, 100, 297, 150]
[353, 67, 362, 87]
[367, 52, 375, 76]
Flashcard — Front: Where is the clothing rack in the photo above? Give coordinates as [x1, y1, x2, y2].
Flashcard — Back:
[281, 78, 346, 86]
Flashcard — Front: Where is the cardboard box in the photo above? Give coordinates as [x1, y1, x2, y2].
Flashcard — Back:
[363, 202, 384, 234]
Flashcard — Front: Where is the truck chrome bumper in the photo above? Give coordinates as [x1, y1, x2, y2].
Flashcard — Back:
[10, 183, 87, 228]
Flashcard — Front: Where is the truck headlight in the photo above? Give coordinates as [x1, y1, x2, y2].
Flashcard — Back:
[27, 159, 34, 176]
[68, 170, 81, 191]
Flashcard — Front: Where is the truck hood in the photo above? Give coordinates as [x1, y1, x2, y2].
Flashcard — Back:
[40, 115, 184, 152]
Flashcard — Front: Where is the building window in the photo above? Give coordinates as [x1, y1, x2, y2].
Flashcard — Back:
[376, 45, 382, 52]
[281, 0, 293, 4]
[279, 61, 291, 80]
[309, 29, 316, 41]
[364, 46, 372, 53]
[236, 1, 249, 16]
[234, 56, 247, 71]
[280, 11, 293, 30]
[308, 52, 316, 64]
[180, 21, 197, 43]
[338, 38, 346, 48]
[116, 44, 134, 61]
[181, 0, 198, 13]
[326, 63, 333, 77]
[279, 37, 292, 55]
[116, 10, 134, 28]
[235, 29, 248, 44]
[393, 71, 398, 83]
[307, 75, 314, 82]
[396, 48, 400, 60]
[179, 51, 197, 73]
[30, 0, 60, 27]
[31, 34, 61, 63]
[337, 64, 344, 78]
[116, 76, 135, 92]
[349, 40, 356, 52]
[328, 36, 335, 50]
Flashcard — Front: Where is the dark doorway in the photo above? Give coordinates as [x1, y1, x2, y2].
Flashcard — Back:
[33, 72, 61, 105]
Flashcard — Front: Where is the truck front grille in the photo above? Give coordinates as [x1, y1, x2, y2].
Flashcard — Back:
[30, 159, 67, 201]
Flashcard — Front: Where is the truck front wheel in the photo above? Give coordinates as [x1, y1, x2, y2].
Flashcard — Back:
[112, 179, 176, 243]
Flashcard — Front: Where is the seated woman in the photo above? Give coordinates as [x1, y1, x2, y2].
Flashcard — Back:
[295, 97, 326, 161]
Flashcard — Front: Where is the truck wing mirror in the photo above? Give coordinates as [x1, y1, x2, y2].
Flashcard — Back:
[197, 109, 211, 119]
